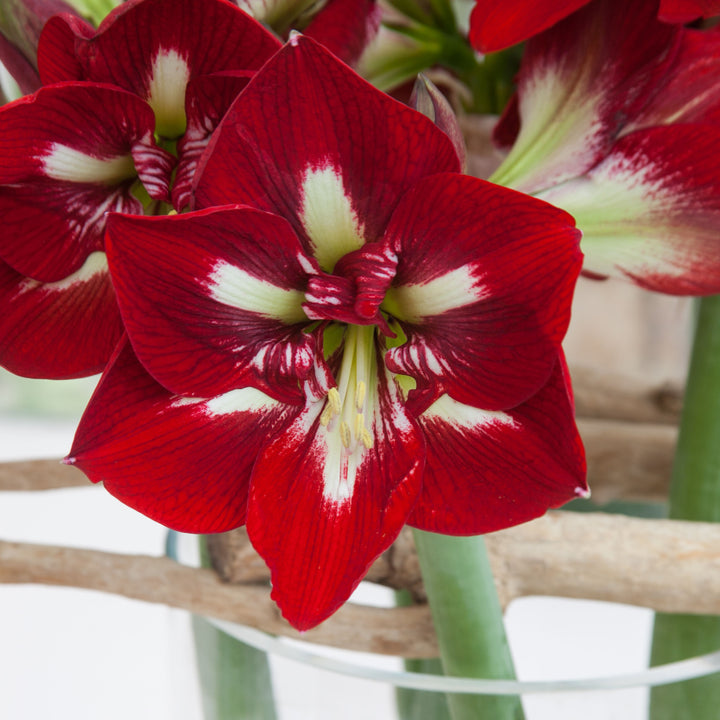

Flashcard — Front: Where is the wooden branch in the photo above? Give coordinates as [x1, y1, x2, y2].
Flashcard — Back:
[0, 459, 89, 491]
[5, 512, 720, 658]
[571, 366, 683, 425]
[578, 419, 675, 504]
[0, 539, 437, 658]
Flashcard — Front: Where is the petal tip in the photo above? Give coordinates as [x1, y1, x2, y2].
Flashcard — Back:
[575, 485, 591, 500]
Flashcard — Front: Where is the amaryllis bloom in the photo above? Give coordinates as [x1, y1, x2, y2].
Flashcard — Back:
[0, 0, 281, 378]
[37, 0, 282, 207]
[469, 0, 720, 52]
[68, 36, 587, 630]
[487, 0, 720, 295]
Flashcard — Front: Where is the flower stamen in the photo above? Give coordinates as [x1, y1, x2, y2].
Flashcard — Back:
[320, 325, 377, 452]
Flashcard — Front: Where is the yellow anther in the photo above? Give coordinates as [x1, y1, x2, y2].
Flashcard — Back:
[340, 421, 352, 448]
[320, 387, 342, 426]
[328, 387, 341, 413]
[360, 428, 374, 449]
[354, 412, 365, 440]
[355, 381, 366, 412]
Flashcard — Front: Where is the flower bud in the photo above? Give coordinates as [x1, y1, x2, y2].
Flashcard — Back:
[409, 73, 467, 171]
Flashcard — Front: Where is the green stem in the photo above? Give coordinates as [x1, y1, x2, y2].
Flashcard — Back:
[412, 529, 525, 720]
[649, 295, 720, 719]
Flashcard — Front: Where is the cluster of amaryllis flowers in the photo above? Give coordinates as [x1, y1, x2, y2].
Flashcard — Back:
[1, 0, 718, 630]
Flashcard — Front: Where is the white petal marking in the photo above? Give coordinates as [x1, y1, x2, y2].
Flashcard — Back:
[206, 386, 281, 415]
[536, 155, 684, 280]
[422, 393, 517, 429]
[300, 164, 365, 271]
[17, 251, 108, 295]
[387, 264, 487, 322]
[146, 48, 191, 138]
[42, 144, 135, 184]
[208, 261, 308, 323]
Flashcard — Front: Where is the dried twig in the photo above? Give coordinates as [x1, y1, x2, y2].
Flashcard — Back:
[4, 512, 720, 657]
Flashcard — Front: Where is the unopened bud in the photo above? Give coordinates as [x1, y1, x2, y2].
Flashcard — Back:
[410, 73, 468, 172]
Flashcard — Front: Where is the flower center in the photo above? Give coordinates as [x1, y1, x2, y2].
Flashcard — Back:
[319, 324, 377, 453]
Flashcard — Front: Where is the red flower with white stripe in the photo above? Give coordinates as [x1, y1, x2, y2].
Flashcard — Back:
[489, 0, 720, 295]
[0, 0, 281, 378]
[68, 37, 587, 630]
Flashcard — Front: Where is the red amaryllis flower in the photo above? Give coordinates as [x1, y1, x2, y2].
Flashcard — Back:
[469, 0, 720, 52]
[37, 0, 282, 207]
[488, 0, 720, 295]
[68, 37, 587, 630]
[0, 0, 281, 378]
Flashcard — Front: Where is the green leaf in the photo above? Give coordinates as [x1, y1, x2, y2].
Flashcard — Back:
[649, 295, 720, 719]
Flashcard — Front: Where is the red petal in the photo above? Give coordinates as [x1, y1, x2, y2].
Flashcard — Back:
[0, 33, 41, 95]
[67, 339, 299, 533]
[106, 206, 318, 402]
[247, 356, 424, 630]
[626, 27, 720, 131]
[173, 72, 253, 211]
[409, 356, 587, 535]
[0, 254, 122, 378]
[37, 12, 94, 82]
[192, 35, 460, 253]
[659, 0, 720, 21]
[538, 124, 720, 295]
[468, 0, 589, 53]
[491, 0, 680, 193]
[0, 83, 173, 281]
[38, 0, 280, 136]
[383, 173, 582, 412]
[303, 0, 381, 66]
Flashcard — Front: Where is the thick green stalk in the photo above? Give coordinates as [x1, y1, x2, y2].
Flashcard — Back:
[412, 529, 525, 720]
[650, 295, 720, 718]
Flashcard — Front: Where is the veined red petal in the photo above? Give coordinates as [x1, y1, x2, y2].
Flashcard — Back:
[468, 0, 588, 53]
[0, 254, 122, 378]
[625, 28, 720, 132]
[537, 124, 720, 295]
[67, 339, 299, 533]
[383, 173, 582, 412]
[36, 12, 94, 82]
[490, 0, 681, 194]
[106, 206, 319, 402]
[0, 82, 173, 281]
[409, 357, 587, 535]
[247, 350, 423, 630]
[192, 35, 460, 262]
[303, 0, 381, 66]
[38, 0, 281, 137]
[173, 72, 253, 211]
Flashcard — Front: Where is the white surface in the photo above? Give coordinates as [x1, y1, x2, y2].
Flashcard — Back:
[0, 416, 655, 719]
